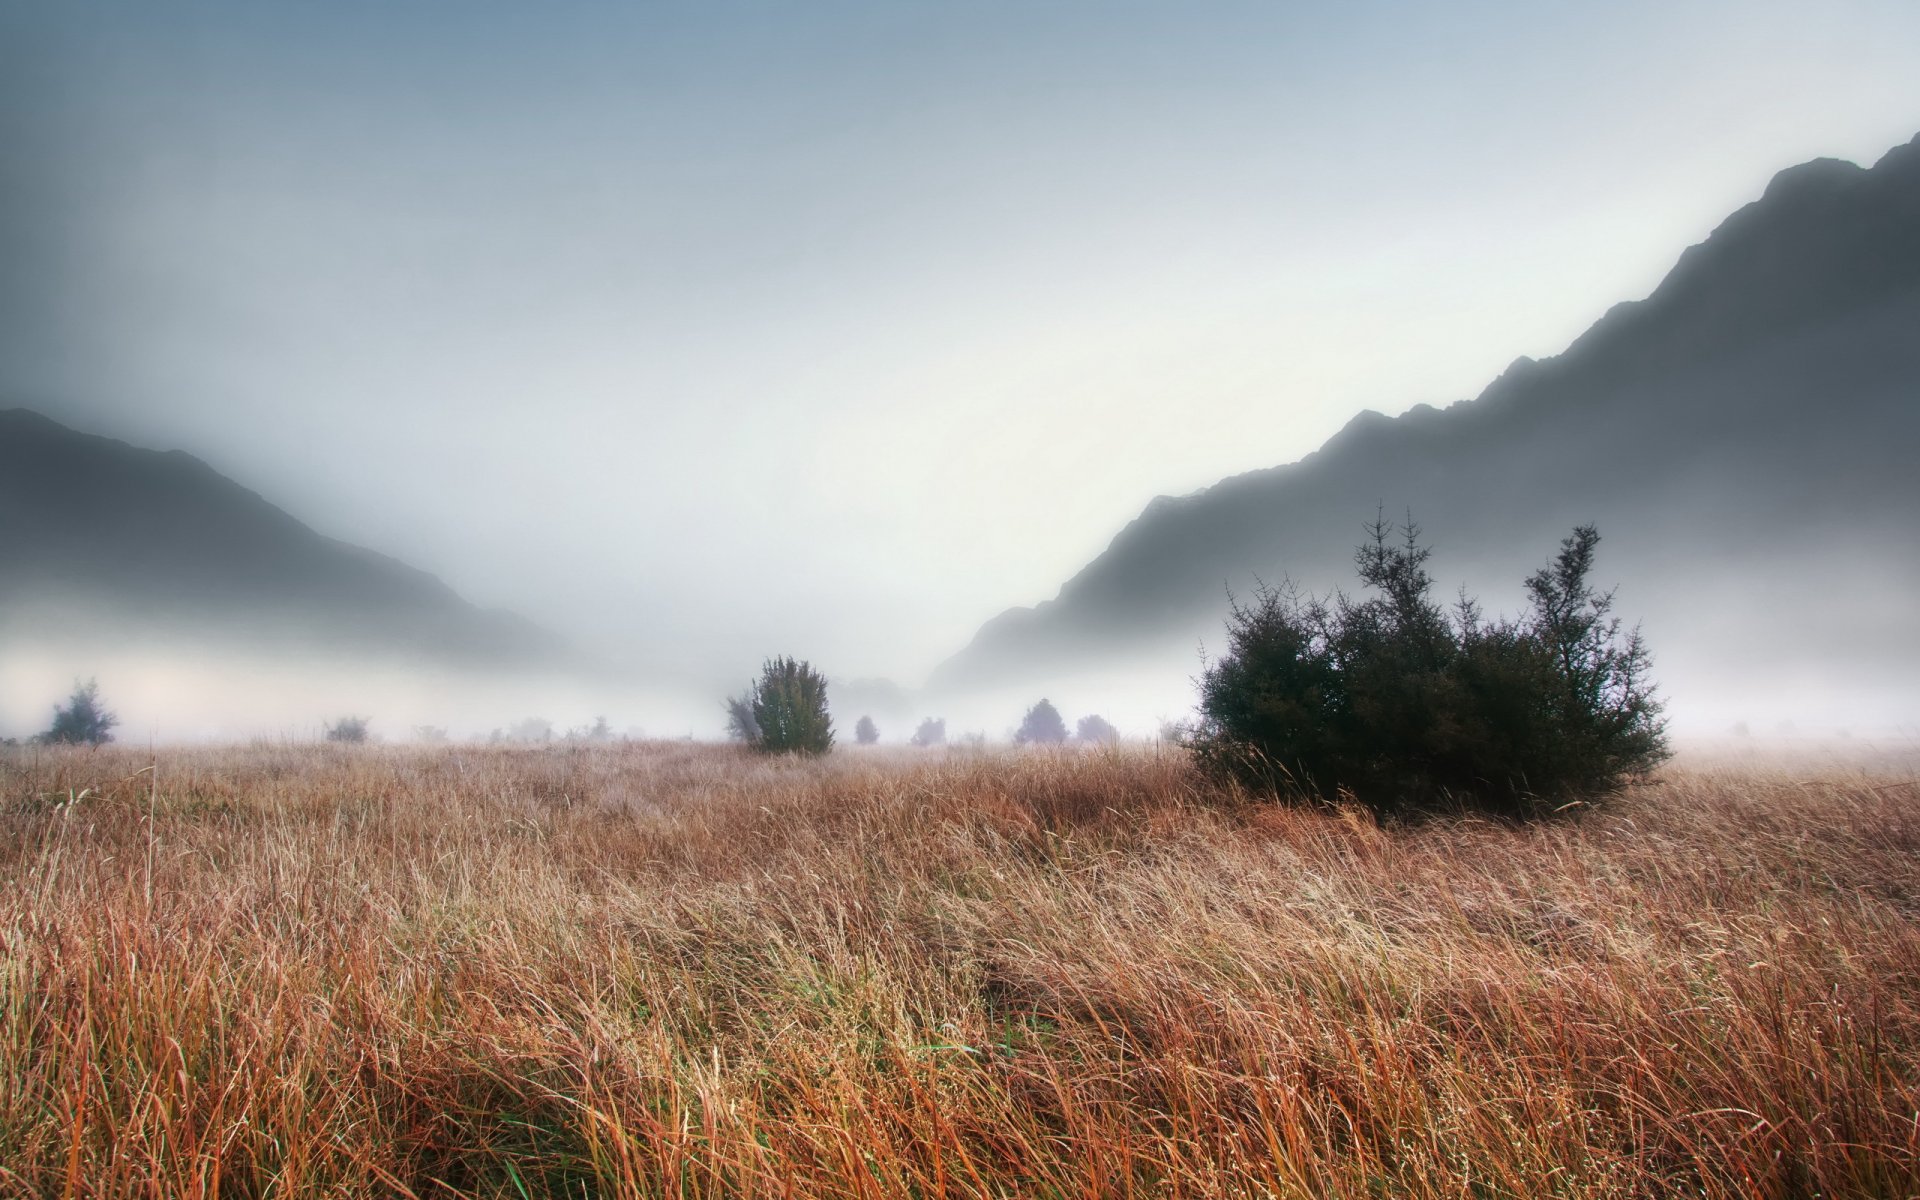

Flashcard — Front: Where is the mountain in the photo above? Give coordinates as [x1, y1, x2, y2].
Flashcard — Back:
[933, 134, 1920, 712]
[0, 408, 563, 666]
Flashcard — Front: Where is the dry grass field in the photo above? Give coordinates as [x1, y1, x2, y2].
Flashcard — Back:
[2, 740, 1918, 1198]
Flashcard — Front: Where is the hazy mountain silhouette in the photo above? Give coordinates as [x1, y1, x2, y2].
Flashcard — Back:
[0, 409, 564, 665]
[934, 133, 1920, 701]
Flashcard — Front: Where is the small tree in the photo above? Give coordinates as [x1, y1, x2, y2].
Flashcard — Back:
[1076, 714, 1119, 744]
[1191, 518, 1668, 815]
[1015, 699, 1068, 745]
[733, 657, 833, 755]
[854, 715, 880, 745]
[325, 716, 370, 744]
[909, 717, 946, 747]
[43, 679, 118, 746]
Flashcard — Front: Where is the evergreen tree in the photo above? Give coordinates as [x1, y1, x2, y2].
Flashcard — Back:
[1015, 699, 1068, 745]
[1191, 518, 1668, 815]
[43, 679, 117, 746]
[1076, 714, 1120, 744]
[854, 715, 880, 745]
[734, 657, 834, 755]
[909, 717, 946, 747]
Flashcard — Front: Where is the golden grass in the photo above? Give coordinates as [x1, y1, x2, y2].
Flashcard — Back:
[1, 741, 1917, 1198]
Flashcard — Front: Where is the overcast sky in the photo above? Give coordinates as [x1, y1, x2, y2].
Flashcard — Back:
[5, 0, 1918, 688]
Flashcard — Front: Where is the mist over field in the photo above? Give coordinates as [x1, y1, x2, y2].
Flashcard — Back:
[2, 1, 1917, 743]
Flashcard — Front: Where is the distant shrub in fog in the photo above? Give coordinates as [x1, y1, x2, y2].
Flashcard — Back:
[41, 679, 118, 746]
[1015, 699, 1068, 745]
[1076, 714, 1120, 744]
[732, 657, 834, 756]
[724, 695, 760, 743]
[412, 725, 450, 744]
[325, 716, 370, 744]
[511, 717, 554, 744]
[854, 716, 880, 745]
[909, 718, 946, 748]
[566, 716, 614, 743]
[1190, 517, 1669, 816]
[484, 718, 560, 745]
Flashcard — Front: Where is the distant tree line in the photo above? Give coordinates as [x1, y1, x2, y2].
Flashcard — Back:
[13, 514, 1668, 827]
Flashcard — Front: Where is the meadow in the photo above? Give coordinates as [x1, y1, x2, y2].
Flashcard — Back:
[2, 740, 1917, 1198]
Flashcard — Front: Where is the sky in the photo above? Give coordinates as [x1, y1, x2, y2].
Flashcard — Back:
[5, 0, 1919, 699]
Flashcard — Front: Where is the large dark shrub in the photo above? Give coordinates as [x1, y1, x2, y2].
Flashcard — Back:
[731, 657, 834, 755]
[42, 679, 118, 746]
[1190, 517, 1668, 815]
[854, 716, 880, 745]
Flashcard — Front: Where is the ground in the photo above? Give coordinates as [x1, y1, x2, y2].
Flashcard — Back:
[2, 741, 1917, 1197]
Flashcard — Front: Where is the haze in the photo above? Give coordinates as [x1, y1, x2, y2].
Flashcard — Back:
[4, 1, 1919, 738]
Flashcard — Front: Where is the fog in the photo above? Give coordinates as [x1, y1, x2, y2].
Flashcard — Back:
[5, 627, 1914, 750]
[4, 2, 1919, 742]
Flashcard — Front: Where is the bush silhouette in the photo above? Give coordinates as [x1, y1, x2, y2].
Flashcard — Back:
[568, 716, 614, 743]
[1015, 699, 1068, 745]
[854, 716, 880, 745]
[1076, 714, 1119, 744]
[42, 679, 118, 746]
[732, 657, 834, 755]
[1190, 517, 1668, 816]
[909, 717, 946, 748]
[325, 716, 370, 744]
[724, 695, 759, 743]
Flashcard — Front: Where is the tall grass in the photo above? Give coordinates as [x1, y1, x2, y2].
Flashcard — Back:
[1, 741, 1916, 1197]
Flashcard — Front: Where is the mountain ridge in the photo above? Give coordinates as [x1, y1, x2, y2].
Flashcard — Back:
[933, 132, 1920, 696]
[0, 407, 565, 667]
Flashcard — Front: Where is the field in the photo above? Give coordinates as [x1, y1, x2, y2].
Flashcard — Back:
[2, 742, 1918, 1198]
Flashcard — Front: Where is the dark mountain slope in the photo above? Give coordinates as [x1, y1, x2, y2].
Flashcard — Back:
[934, 134, 1920, 696]
[0, 409, 562, 665]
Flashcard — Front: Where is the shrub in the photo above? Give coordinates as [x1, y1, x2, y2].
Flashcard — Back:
[733, 657, 833, 755]
[567, 716, 614, 743]
[724, 695, 760, 743]
[854, 716, 880, 745]
[909, 717, 946, 748]
[1190, 517, 1668, 816]
[325, 716, 370, 744]
[509, 717, 554, 744]
[1076, 714, 1120, 744]
[42, 679, 118, 746]
[1015, 699, 1068, 745]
